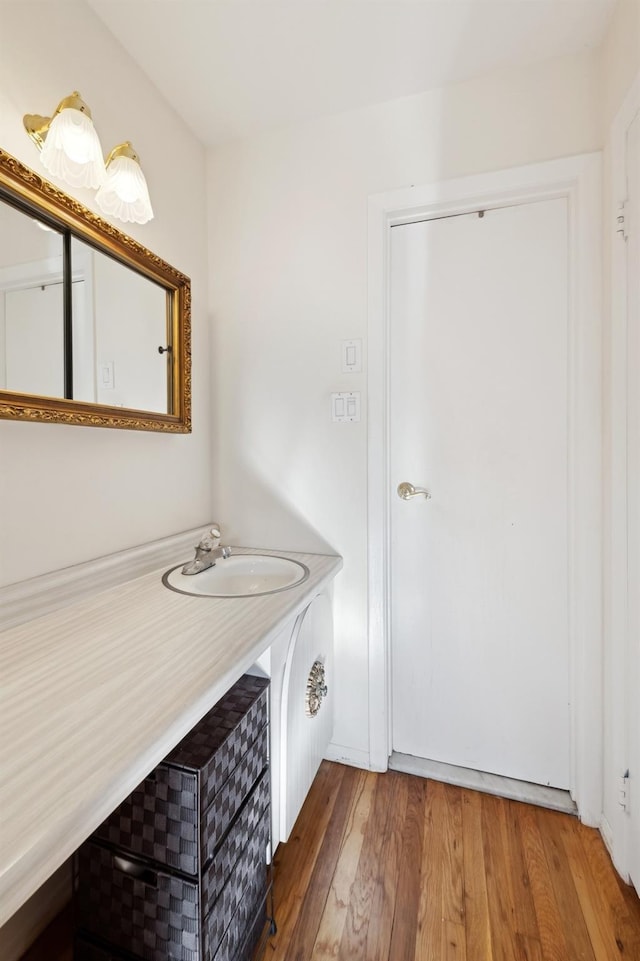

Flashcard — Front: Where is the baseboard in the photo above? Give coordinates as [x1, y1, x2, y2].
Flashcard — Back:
[600, 813, 615, 854]
[599, 814, 631, 883]
[0, 860, 71, 961]
[324, 741, 371, 770]
[390, 752, 578, 815]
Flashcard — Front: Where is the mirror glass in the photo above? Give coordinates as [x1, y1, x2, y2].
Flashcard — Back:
[70, 237, 168, 412]
[0, 148, 191, 432]
[0, 203, 65, 397]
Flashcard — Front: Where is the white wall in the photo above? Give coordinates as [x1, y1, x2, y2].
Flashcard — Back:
[207, 49, 602, 762]
[600, 0, 640, 876]
[0, 1, 212, 587]
[601, 0, 640, 125]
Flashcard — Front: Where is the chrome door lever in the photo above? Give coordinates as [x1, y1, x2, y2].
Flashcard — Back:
[397, 481, 431, 501]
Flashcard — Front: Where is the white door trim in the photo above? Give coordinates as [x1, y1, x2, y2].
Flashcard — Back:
[367, 154, 603, 825]
[607, 70, 640, 880]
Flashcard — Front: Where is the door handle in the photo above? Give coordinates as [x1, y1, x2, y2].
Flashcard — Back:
[397, 481, 431, 501]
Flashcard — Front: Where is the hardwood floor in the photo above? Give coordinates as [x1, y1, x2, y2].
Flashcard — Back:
[266, 762, 640, 961]
[19, 761, 640, 961]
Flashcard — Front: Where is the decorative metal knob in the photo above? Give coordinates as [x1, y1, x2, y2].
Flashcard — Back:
[397, 481, 431, 500]
[306, 660, 328, 717]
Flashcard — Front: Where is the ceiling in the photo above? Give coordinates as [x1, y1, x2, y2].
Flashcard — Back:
[87, 0, 617, 146]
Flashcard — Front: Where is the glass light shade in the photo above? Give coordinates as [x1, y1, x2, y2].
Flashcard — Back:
[40, 108, 106, 189]
[95, 153, 154, 225]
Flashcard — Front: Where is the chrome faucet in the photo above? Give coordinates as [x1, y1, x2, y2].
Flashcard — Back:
[181, 524, 231, 575]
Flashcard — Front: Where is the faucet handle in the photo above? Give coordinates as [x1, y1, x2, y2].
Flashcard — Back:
[197, 524, 221, 551]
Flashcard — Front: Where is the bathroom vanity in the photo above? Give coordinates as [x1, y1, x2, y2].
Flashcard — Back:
[0, 529, 342, 938]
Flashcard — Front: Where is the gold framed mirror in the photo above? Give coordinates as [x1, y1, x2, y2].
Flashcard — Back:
[0, 148, 191, 432]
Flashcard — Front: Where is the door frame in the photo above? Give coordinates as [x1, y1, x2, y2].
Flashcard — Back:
[367, 154, 603, 825]
[607, 71, 640, 881]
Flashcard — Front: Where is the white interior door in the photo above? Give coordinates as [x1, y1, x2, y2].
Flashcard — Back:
[5, 283, 63, 396]
[390, 198, 571, 789]
[625, 107, 640, 891]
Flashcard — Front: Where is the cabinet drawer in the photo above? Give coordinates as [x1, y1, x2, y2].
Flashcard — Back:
[76, 841, 201, 960]
[76, 812, 269, 961]
[94, 675, 269, 875]
[202, 767, 269, 917]
[210, 876, 269, 961]
[231, 896, 269, 961]
[93, 764, 199, 875]
[170, 675, 269, 814]
[204, 808, 269, 952]
[200, 731, 268, 868]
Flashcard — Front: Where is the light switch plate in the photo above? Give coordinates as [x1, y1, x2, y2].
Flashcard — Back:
[332, 391, 361, 422]
[99, 361, 115, 389]
[341, 339, 362, 373]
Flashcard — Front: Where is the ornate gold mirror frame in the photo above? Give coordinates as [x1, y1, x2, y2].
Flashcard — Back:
[0, 148, 191, 432]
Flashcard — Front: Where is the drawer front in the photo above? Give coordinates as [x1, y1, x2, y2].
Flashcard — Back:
[209, 875, 269, 961]
[76, 841, 202, 961]
[94, 766, 199, 875]
[159, 676, 269, 815]
[93, 724, 267, 877]
[202, 767, 269, 917]
[197, 684, 268, 813]
[231, 897, 268, 961]
[202, 726, 268, 859]
[203, 807, 269, 955]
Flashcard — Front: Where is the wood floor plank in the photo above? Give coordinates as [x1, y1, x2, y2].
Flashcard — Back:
[311, 769, 376, 958]
[267, 759, 345, 958]
[515, 932, 544, 961]
[335, 770, 407, 960]
[481, 792, 523, 961]
[441, 782, 466, 928]
[388, 772, 427, 961]
[504, 798, 540, 942]
[557, 814, 624, 961]
[519, 803, 572, 961]
[364, 771, 410, 961]
[272, 763, 360, 961]
[461, 787, 493, 961]
[414, 778, 446, 961]
[536, 807, 598, 961]
[443, 919, 467, 960]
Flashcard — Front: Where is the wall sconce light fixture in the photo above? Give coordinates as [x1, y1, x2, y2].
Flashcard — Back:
[96, 142, 154, 225]
[23, 92, 106, 189]
[23, 92, 154, 224]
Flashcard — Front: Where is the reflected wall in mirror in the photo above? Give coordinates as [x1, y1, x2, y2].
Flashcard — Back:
[0, 148, 191, 432]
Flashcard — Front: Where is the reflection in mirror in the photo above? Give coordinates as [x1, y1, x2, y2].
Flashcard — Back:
[0, 201, 171, 413]
[0, 147, 191, 432]
[70, 238, 168, 412]
[0, 204, 64, 397]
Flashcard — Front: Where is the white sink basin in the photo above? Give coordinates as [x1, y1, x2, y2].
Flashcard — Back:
[162, 554, 309, 598]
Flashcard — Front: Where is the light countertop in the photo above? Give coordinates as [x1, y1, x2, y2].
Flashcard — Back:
[0, 545, 342, 927]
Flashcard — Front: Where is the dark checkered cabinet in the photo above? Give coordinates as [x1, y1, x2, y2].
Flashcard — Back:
[74, 674, 273, 961]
